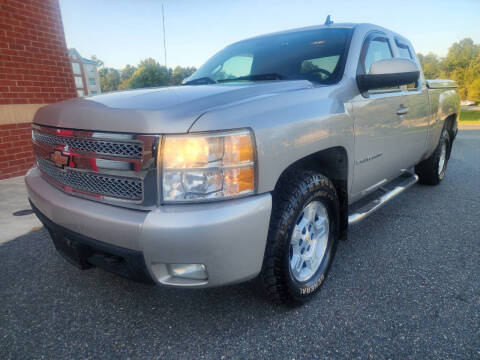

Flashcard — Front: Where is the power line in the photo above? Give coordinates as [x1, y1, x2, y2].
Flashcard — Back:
[162, 3, 167, 68]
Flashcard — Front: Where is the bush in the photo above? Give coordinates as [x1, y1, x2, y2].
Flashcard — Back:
[468, 78, 480, 104]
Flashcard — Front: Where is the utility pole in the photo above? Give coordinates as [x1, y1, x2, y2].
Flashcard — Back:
[162, 3, 167, 68]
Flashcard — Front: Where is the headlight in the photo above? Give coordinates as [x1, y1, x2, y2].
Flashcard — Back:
[161, 129, 256, 202]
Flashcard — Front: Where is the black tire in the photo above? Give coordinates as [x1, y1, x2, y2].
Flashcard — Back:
[259, 170, 340, 305]
[415, 129, 450, 185]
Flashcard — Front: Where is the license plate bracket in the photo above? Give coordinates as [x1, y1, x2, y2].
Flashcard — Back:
[50, 230, 93, 270]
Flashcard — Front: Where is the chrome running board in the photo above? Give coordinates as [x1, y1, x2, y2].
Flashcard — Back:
[348, 173, 419, 225]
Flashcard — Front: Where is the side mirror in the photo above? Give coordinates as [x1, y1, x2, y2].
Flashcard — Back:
[356, 58, 420, 92]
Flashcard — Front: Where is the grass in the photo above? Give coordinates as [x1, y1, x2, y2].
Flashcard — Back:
[460, 109, 480, 122]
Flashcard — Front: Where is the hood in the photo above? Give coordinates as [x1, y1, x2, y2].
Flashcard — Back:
[33, 81, 313, 134]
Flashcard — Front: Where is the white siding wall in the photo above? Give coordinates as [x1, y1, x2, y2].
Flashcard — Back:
[82, 63, 102, 95]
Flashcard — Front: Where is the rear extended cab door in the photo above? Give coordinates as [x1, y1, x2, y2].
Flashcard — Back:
[393, 37, 430, 169]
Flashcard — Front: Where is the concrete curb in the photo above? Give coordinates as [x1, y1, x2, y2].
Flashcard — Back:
[0, 176, 42, 244]
[459, 123, 480, 130]
[459, 121, 480, 126]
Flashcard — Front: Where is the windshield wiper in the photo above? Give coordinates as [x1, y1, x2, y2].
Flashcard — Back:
[217, 73, 287, 83]
[183, 77, 218, 85]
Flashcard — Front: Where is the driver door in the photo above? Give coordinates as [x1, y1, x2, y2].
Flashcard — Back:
[351, 32, 407, 198]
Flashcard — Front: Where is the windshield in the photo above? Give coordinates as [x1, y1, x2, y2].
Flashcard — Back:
[186, 28, 352, 85]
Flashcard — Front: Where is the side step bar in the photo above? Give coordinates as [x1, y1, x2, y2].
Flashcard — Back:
[348, 173, 419, 225]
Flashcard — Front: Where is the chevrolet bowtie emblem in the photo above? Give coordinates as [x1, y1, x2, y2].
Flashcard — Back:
[50, 150, 69, 169]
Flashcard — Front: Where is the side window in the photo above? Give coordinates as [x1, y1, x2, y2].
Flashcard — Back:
[395, 39, 419, 90]
[212, 55, 253, 81]
[395, 39, 412, 59]
[363, 36, 393, 74]
[359, 34, 399, 93]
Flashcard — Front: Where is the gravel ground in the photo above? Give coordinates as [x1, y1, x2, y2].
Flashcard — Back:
[1, 130, 479, 359]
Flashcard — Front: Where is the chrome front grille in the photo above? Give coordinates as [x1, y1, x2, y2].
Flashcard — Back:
[32, 124, 158, 207]
[37, 157, 143, 200]
[32, 132, 143, 159]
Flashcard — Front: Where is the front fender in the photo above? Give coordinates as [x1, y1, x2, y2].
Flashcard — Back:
[190, 86, 355, 194]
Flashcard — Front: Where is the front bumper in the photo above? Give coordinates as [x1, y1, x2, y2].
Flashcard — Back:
[26, 167, 272, 287]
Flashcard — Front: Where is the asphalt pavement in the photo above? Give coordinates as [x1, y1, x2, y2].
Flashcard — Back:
[1, 129, 479, 359]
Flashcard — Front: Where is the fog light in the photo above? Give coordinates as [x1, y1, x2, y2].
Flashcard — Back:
[167, 264, 208, 280]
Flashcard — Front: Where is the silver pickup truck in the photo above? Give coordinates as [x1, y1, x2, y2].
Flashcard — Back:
[26, 22, 460, 305]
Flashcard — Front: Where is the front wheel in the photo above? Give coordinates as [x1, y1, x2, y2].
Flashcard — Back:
[415, 129, 451, 185]
[259, 170, 339, 305]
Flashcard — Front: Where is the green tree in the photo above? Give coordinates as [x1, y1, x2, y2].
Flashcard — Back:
[98, 68, 120, 92]
[171, 66, 197, 85]
[468, 78, 480, 103]
[417, 52, 442, 79]
[442, 38, 480, 99]
[121, 64, 136, 81]
[125, 58, 171, 89]
[118, 64, 137, 89]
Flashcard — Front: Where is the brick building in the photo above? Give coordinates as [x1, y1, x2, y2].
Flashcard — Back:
[0, 0, 76, 180]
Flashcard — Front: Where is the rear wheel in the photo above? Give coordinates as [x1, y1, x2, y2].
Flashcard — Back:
[259, 170, 339, 305]
[415, 129, 450, 185]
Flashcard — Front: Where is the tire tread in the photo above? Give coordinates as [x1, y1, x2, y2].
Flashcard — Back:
[259, 170, 338, 305]
[415, 130, 450, 185]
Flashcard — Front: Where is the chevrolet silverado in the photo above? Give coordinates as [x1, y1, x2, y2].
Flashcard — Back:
[26, 22, 460, 304]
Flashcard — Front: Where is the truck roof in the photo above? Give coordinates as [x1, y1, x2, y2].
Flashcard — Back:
[234, 22, 408, 45]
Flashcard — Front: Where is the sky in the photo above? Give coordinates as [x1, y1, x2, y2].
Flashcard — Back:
[59, 0, 480, 70]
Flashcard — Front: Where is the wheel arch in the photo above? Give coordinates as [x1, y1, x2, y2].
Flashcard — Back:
[271, 146, 349, 240]
[444, 113, 457, 157]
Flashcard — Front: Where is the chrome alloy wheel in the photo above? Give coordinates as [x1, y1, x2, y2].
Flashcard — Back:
[289, 201, 329, 282]
[438, 140, 447, 177]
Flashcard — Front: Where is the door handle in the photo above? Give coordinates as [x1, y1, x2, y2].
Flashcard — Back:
[397, 105, 409, 115]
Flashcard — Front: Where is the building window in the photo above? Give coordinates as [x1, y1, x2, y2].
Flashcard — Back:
[77, 90, 84, 97]
[74, 76, 83, 89]
[72, 62, 81, 75]
[88, 78, 96, 86]
[90, 90, 97, 95]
